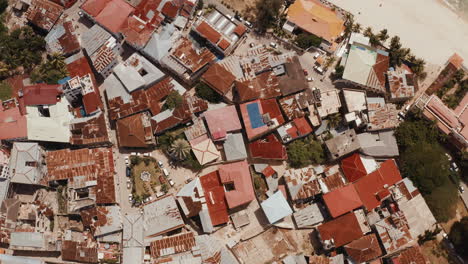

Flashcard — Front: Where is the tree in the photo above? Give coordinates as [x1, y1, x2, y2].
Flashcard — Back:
[331, 65, 344, 79]
[287, 136, 325, 168]
[394, 118, 440, 152]
[389, 36, 402, 51]
[160, 183, 169, 193]
[352, 23, 362, 33]
[255, 0, 282, 33]
[449, 217, 468, 257]
[31, 53, 68, 84]
[0, 0, 7, 14]
[163, 91, 183, 110]
[418, 226, 442, 245]
[295, 33, 322, 49]
[363, 27, 373, 38]
[327, 113, 342, 128]
[454, 69, 465, 83]
[196, 0, 203, 10]
[0, 81, 12, 101]
[195, 82, 223, 103]
[169, 139, 191, 160]
[377, 29, 389, 43]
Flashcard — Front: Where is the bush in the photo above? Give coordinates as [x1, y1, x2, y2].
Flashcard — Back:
[195, 82, 223, 103]
[31, 53, 68, 84]
[449, 217, 468, 257]
[162, 91, 183, 110]
[331, 65, 344, 79]
[295, 33, 322, 49]
[0, 81, 12, 101]
[160, 183, 168, 193]
[0, 0, 7, 14]
[287, 136, 325, 168]
[256, 0, 282, 32]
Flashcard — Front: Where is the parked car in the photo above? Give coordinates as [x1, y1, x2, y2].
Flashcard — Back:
[163, 168, 170, 177]
[313, 65, 324, 74]
[398, 111, 406, 119]
[78, 11, 84, 17]
[226, 14, 234, 22]
[245, 21, 253, 28]
[156, 192, 164, 198]
[307, 77, 314, 82]
[451, 162, 459, 172]
[269, 42, 277, 48]
[131, 152, 137, 156]
[126, 167, 131, 177]
[303, 69, 308, 76]
[143, 152, 150, 157]
[124, 156, 129, 165]
[127, 182, 131, 189]
[445, 153, 453, 161]
[157, 160, 164, 168]
[144, 197, 150, 203]
[249, 42, 255, 48]
[313, 52, 320, 59]
[128, 194, 133, 201]
[196, 10, 203, 17]
[169, 179, 175, 187]
[459, 185, 465, 193]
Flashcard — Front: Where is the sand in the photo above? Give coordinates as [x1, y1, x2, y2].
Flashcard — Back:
[327, 0, 468, 66]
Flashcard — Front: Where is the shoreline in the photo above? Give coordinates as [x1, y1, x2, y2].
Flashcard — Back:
[438, 0, 468, 22]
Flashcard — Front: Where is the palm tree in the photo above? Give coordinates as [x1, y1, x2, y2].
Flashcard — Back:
[169, 139, 191, 160]
[389, 36, 402, 51]
[352, 23, 362, 33]
[377, 29, 389, 43]
[363, 27, 373, 38]
[328, 113, 342, 128]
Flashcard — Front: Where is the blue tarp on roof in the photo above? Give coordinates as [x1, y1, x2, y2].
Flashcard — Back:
[247, 102, 265, 129]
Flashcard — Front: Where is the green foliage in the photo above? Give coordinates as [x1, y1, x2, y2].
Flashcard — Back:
[396, 118, 458, 222]
[31, 53, 68, 84]
[287, 136, 325, 168]
[180, 152, 203, 171]
[295, 33, 322, 49]
[418, 226, 442, 245]
[163, 91, 183, 110]
[0, 0, 7, 14]
[130, 156, 141, 166]
[195, 82, 222, 103]
[449, 216, 468, 257]
[0, 81, 12, 100]
[160, 183, 168, 193]
[255, 0, 282, 32]
[331, 65, 344, 80]
[0, 27, 45, 74]
[327, 113, 342, 128]
[196, 0, 203, 10]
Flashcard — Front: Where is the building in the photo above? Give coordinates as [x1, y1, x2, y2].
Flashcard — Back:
[116, 112, 155, 148]
[279, 88, 321, 125]
[0, 102, 27, 141]
[240, 99, 285, 140]
[80, 205, 122, 239]
[293, 203, 325, 228]
[192, 9, 247, 55]
[201, 63, 237, 100]
[343, 89, 367, 113]
[278, 56, 309, 96]
[223, 133, 248, 161]
[249, 134, 288, 160]
[45, 20, 80, 56]
[343, 233, 382, 263]
[416, 93, 468, 150]
[342, 43, 390, 94]
[387, 246, 430, 264]
[375, 211, 413, 254]
[218, 160, 255, 209]
[25, 0, 64, 32]
[142, 23, 183, 64]
[61, 240, 98, 263]
[325, 129, 360, 160]
[160, 37, 216, 83]
[323, 184, 363, 218]
[357, 131, 399, 158]
[203, 105, 242, 141]
[150, 232, 197, 260]
[20, 83, 62, 106]
[45, 148, 116, 207]
[8, 143, 46, 186]
[143, 195, 184, 238]
[70, 110, 111, 146]
[284, 166, 321, 203]
[189, 135, 221, 165]
[261, 191, 293, 224]
[80, 0, 134, 35]
[316, 89, 341, 118]
[367, 98, 399, 131]
[387, 68, 416, 101]
[81, 24, 121, 78]
[199, 171, 229, 232]
[9, 232, 59, 252]
[277, 117, 313, 143]
[317, 210, 370, 249]
[122, 212, 144, 264]
[340, 153, 377, 183]
[283, 0, 344, 52]
[427, 53, 464, 94]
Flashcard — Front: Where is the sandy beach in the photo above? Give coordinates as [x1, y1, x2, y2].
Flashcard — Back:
[327, 0, 468, 67]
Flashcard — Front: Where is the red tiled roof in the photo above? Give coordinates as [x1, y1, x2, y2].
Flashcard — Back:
[82, 92, 101, 115]
[22, 84, 62, 106]
[199, 171, 229, 226]
[172, 37, 216, 73]
[344, 233, 382, 263]
[116, 112, 154, 148]
[241, 99, 285, 140]
[82, 0, 135, 34]
[262, 165, 276, 178]
[448, 53, 464, 69]
[233, 24, 247, 36]
[0, 106, 27, 141]
[217, 38, 230, 51]
[26, 0, 64, 32]
[66, 53, 98, 89]
[373, 53, 390, 88]
[317, 212, 364, 247]
[70, 112, 110, 146]
[341, 153, 367, 183]
[161, 1, 179, 19]
[284, 117, 313, 140]
[57, 21, 81, 54]
[249, 134, 288, 160]
[218, 160, 255, 209]
[201, 63, 236, 95]
[353, 159, 402, 210]
[196, 21, 221, 44]
[62, 241, 98, 263]
[81, 0, 111, 17]
[391, 246, 429, 264]
[203, 105, 241, 140]
[323, 184, 362, 218]
[150, 232, 196, 258]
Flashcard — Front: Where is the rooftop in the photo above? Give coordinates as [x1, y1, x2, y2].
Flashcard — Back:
[277, 117, 313, 143]
[116, 112, 155, 148]
[203, 105, 242, 141]
[325, 129, 360, 160]
[279, 88, 320, 121]
[286, 0, 344, 43]
[170, 37, 216, 74]
[367, 102, 399, 131]
[8, 143, 45, 185]
[199, 171, 229, 227]
[390, 246, 429, 264]
[278, 56, 308, 96]
[249, 134, 288, 160]
[261, 191, 293, 224]
[317, 89, 341, 118]
[343, 89, 367, 113]
[189, 135, 221, 165]
[293, 203, 324, 228]
[357, 131, 399, 158]
[323, 184, 362, 218]
[340, 153, 377, 183]
[218, 160, 255, 209]
[81, 0, 135, 34]
[70, 110, 110, 146]
[26, 0, 64, 32]
[150, 232, 196, 258]
[343, 43, 389, 93]
[143, 195, 184, 237]
[45, 20, 80, 55]
[344, 233, 382, 263]
[21, 84, 62, 106]
[223, 133, 248, 161]
[375, 211, 413, 253]
[388, 69, 415, 99]
[284, 166, 321, 201]
[240, 99, 285, 140]
[0, 104, 27, 141]
[201, 63, 236, 96]
[317, 210, 368, 248]
[122, 212, 144, 248]
[61, 241, 98, 263]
